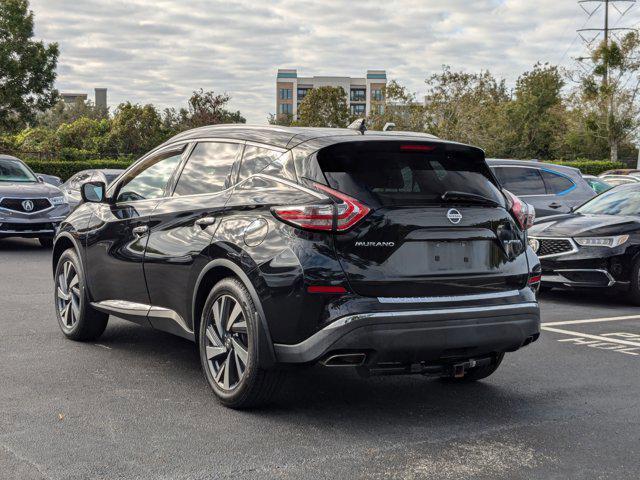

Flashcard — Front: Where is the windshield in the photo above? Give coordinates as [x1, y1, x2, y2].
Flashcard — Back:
[577, 187, 640, 215]
[0, 158, 37, 183]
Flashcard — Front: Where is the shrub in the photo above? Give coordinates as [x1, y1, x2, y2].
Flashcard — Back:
[544, 159, 625, 176]
[23, 159, 134, 180]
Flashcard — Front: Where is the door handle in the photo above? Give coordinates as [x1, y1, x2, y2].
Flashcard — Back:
[132, 225, 148, 237]
[195, 217, 216, 228]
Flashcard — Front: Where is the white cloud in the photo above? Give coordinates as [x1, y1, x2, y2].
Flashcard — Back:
[30, 0, 640, 123]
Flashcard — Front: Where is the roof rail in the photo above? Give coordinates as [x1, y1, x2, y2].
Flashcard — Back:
[347, 118, 367, 135]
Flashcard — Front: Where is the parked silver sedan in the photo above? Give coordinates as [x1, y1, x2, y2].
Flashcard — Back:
[0, 155, 70, 247]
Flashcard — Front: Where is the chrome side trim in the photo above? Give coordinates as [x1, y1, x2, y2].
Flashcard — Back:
[91, 300, 151, 316]
[529, 236, 579, 259]
[90, 300, 193, 335]
[148, 306, 193, 334]
[378, 290, 520, 304]
[325, 302, 539, 330]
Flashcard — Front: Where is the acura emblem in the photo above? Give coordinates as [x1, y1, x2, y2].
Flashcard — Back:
[446, 208, 462, 224]
[22, 200, 34, 212]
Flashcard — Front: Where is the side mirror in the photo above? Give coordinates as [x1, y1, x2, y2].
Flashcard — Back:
[37, 176, 44, 183]
[81, 181, 106, 203]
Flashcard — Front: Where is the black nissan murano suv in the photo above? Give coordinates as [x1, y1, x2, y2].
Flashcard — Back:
[52, 125, 541, 408]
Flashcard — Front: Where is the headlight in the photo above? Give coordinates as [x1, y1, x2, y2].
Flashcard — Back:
[574, 235, 629, 248]
[50, 196, 67, 206]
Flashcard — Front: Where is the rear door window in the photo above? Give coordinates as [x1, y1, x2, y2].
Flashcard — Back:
[316, 141, 504, 207]
[493, 167, 546, 196]
[540, 169, 574, 194]
[173, 142, 242, 196]
[238, 146, 283, 182]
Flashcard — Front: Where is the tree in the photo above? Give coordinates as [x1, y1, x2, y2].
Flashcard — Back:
[573, 31, 640, 162]
[423, 66, 511, 157]
[107, 103, 167, 155]
[366, 80, 427, 132]
[0, 0, 59, 131]
[164, 89, 246, 133]
[295, 86, 350, 128]
[36, 97, 108, 130]
[505, 63, 567, 159]
[268, 112, 293, 126]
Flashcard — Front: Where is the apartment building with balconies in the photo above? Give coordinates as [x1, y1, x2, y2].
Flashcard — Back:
[276, 69, 386, 120]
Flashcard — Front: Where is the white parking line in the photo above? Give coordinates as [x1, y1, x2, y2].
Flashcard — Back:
[542, 314, 640, 327]
[541, 326, 640, 348]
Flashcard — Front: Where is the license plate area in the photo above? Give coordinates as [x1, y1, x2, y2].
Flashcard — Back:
[426, 240, 490, 273]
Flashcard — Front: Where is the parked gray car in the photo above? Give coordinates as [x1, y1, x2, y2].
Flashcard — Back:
[487, 159, 596, 217]
[0, 155, 70, 247]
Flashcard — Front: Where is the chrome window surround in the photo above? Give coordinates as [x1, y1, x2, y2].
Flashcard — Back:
[0, 197, 53, 216]
[529, 236, 579, 259]
[107, 137, 288, 204]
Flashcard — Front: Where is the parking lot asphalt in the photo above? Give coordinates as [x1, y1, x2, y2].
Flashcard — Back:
[1, 237, 639, 480]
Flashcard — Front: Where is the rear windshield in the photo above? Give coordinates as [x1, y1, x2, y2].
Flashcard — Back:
[316, 141, 504, 207]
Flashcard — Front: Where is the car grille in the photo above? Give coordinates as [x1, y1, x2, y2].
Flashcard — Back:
[0, 222, 55, 232]
[0, 198, 52, 213]
[537, 238, 575, 257]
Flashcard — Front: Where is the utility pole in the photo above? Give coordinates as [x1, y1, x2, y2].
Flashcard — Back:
[576, 0, 636, 162]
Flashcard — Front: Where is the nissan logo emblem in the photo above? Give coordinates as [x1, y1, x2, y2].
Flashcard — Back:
[22, 200, 34, 212]
[446, 208, 462, 224]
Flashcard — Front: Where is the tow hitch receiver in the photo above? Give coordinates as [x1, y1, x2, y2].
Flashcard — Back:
[453, 359, 477, 378]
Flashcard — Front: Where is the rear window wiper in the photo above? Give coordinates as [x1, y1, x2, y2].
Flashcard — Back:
[441, 190, 501, 207]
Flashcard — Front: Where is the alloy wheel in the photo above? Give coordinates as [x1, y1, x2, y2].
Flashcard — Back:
[56, 261, 80, 330]
[204, 294, 249, 391]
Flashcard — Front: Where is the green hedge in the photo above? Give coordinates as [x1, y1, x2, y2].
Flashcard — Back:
[24, 159, 134, 181]
[544, 160, 626, 176]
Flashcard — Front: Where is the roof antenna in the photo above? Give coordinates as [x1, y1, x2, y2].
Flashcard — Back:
[347, 118, 367, 135]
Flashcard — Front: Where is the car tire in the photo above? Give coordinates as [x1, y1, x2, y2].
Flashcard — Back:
[198, 277, 281, 409]
[627, 258, 640, 305]
[39, 237, 53, 248]
[443, 353, 505, 382]
[54, 249, 109, 341]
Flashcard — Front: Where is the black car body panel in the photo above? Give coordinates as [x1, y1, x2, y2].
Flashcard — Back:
[487, 159, 596, 218]
[529, 184, 640, 289]
[53, 125, 540, 371]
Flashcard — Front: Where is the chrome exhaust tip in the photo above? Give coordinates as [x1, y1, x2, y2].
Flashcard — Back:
[320, 353, 367, 367]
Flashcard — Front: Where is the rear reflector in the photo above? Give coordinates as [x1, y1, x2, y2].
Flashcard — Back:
[399, 144, 436, 152]
[271, 183, 370, 233]
[307, 285, 347, 294]
[528, 274, 542, 285]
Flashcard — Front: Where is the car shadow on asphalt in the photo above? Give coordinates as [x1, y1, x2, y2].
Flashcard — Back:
[95, 319, 554, 422]
[540, 287, 628, 306]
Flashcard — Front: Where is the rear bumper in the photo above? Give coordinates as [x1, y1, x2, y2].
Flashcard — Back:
[274, 302, 540, 364]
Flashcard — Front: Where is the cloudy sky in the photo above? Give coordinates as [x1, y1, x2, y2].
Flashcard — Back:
[30, 0, 640, 123]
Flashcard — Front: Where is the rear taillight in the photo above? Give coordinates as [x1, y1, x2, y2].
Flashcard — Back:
[271, 183, 371, 233]
[503, 189, 535, 230]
